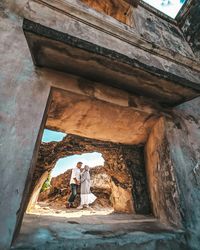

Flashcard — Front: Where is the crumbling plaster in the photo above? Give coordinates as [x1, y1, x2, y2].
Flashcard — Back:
[0, 7, 160, 246]
[26, 0, 200, 71]
[178, 0, 200, 61]
[145, 117, 182, 228]
[8, 0, 200, 77]
[134, 4, 194, 58]
[166, 97, 200, 250]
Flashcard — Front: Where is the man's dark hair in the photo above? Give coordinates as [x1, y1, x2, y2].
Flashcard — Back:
[77, 162, 83, 165]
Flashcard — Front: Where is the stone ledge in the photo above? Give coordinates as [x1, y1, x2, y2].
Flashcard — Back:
[23, 19, 200, 106]
[32, 0, 200, 71]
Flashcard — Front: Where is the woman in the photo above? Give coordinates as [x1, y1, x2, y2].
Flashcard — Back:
[77, 165, 96, 209]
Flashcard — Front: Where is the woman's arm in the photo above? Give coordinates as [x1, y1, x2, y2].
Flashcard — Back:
[81, 172, 90, 183]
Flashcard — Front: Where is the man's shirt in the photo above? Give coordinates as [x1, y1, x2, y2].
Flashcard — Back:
[70, 167, 81, 184]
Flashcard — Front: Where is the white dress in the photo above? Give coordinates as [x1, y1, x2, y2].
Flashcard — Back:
[80, 170, 97, 205]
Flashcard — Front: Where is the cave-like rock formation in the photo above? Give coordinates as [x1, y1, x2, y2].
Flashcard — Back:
[46, 89, 160, 145]
[38, 166, 113, 210]
[29, 134, 150, 214]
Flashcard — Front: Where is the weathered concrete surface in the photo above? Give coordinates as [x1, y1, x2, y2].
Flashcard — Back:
[145, 118, 182, 228]
[23, 20, 200, 106]
[0, 7, 154, 248]
[0, 2, 50, 249]
[32, 0, 200, 71]
[12, 213, 186, 250]
[0, 0, 200, 249]
[46, 89, 158, 144]
[23, 1, 200, 100]
[134, 4, 194, 58]
[166, 97, 200, 250]
[178, 0, 200, 60]
[0, 2, 161, 246]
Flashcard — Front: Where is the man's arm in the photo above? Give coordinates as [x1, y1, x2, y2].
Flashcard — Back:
[73, 168, 80, 185]
[73, 177, 79, 185]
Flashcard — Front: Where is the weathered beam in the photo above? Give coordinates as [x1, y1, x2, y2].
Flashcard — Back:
[23, 19, 200, 107]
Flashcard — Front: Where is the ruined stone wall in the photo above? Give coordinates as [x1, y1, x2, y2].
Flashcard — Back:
[0, 2, 159, 246]
[0, 0, 200, 249]
[166, 97, 200, 250]
[145, 118, 182, 227]
[21, 0, 200, 84]
[178, 0, 200, 60]
[134, 5, 194, 58]
[123, 146, 151, 214]
[0, 2, 50, 249]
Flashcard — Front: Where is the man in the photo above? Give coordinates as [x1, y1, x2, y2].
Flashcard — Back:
[66, 162, 83, 208]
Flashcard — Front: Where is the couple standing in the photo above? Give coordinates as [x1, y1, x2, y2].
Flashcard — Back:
[66, 162, 96, 209]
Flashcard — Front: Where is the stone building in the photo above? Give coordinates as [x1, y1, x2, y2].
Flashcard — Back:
[0, 0, 200, 249]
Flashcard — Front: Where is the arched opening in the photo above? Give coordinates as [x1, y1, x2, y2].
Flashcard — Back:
[26, 131, 149, 216]
[27, 151, 117, 216]
[51, 152, 105, 177]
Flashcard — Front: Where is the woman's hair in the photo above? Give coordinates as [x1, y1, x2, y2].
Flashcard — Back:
[84, 165, 90, 171]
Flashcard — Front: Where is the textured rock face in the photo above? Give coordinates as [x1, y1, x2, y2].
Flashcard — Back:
[39, 167, 112, 209]
[145, 118, 182, 227]
[27, 171, 49, 212]
[135, 4, 194, 58]
[178, 1, 200, 60]
[166, 97, 200, 250]
[46, 89, 159, 145]
[31, 134, 151, 214]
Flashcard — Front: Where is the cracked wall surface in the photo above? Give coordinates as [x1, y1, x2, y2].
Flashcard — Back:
[145, 117, 182, 228]
[46, 89, 159, 144]
[178, 0, 200, 61]
[134, 4, 194, 58]
[166, 97, 200, 250]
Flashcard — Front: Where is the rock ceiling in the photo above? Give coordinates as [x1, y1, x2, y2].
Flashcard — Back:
[46, 89, 160, 144]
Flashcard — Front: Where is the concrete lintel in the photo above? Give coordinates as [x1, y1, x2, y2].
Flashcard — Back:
[23, 18, 200, 106]
[33, 0, 200, 72]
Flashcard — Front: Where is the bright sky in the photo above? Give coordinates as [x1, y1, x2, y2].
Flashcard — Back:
[42, 129, 66, 142]
[143, 0, 186, 18]
[51, 152, 105, 177]
[41, 129, 105, 177]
